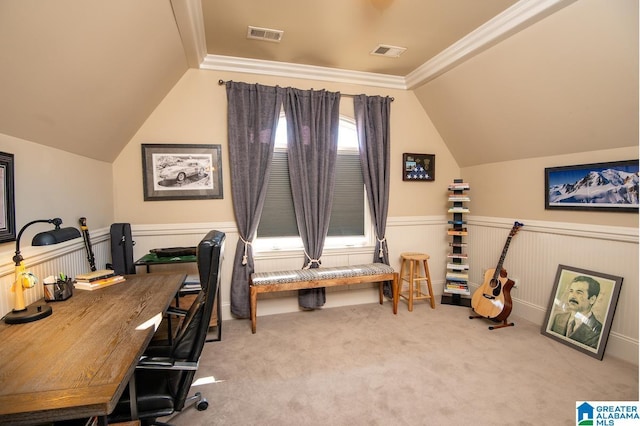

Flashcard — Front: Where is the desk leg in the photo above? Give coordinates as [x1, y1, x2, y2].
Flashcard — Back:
[128, 374, 138, 420]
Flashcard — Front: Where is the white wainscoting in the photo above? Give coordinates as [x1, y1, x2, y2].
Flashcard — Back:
[0, 230, 111, 318]
[1, 217, 636, 364]
[465, 217, 638, 365]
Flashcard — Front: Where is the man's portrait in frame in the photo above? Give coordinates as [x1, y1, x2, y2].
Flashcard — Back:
[542, 265, 623, 360]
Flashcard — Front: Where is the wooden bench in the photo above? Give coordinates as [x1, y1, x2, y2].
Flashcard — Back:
[249, 263, 399, 333]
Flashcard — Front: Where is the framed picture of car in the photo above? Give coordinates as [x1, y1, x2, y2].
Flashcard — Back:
[142, 144, 223, 201]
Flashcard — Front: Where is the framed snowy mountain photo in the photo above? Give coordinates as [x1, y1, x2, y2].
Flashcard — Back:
[545, 160, 639, 212]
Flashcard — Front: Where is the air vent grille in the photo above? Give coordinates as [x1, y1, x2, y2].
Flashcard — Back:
[247, 26, 284, 43]
[370, 44, 407, 57]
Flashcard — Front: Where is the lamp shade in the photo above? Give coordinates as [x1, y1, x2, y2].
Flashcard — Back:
[32, 227, 81, 246]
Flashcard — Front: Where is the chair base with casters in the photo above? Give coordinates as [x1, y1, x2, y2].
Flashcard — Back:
[110, 361, 209, 426]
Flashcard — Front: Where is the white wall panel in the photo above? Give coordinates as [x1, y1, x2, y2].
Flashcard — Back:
[0, 231, 111, 317]
[2, 219, 634, 364]
[466, 217, 638, 364]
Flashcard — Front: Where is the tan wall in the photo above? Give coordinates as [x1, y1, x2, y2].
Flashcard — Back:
[0, 133, 114, 252]
[412, 0, 638, 169]
[113, 69, 461, 223]
[462, 146, 639, 227]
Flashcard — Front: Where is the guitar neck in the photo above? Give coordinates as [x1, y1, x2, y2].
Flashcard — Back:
[488, 222, 523, 281]
[492, 236, 513, 280]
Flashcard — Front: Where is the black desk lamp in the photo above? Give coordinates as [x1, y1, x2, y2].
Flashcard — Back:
[4, 218, 81, 324]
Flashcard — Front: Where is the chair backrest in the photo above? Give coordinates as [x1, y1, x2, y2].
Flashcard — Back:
[170, 230, 225, 409]
[196, 230, 226, 292]
[172, 230, 225, 360]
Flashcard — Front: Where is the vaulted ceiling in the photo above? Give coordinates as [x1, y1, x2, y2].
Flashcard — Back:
[0, 0, 636, 166]
[200, 0, 518, 76]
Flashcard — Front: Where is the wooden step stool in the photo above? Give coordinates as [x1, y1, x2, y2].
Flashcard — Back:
[399, 252, 436, 311]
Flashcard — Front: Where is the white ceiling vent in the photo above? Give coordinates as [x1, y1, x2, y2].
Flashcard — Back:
[370, 44, 407, 58]
[247, 26, 284, 43]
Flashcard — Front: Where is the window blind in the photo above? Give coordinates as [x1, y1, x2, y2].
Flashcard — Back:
[257, 150, 364, 238]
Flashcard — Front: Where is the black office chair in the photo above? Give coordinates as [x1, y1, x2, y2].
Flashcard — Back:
[107, 230, 225, 426]
[154, 230, 225, 346]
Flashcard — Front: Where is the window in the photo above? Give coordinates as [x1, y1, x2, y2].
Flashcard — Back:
[256, 114, 370, 251]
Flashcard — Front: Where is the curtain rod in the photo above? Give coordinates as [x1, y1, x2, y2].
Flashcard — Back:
[218, 79, 394, 101]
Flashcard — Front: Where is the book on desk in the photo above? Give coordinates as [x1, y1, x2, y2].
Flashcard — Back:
[74, 274, 126, 291]
[75, 269, 116, 282]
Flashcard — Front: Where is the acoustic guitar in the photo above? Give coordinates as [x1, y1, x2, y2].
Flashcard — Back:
[471, 221, 523, 321]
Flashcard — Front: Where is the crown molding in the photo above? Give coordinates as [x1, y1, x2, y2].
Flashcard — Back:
[404, 0, 578, 88]
[186, 0, 577, 90]
[171, 0, 208, 68]
[200, 55, 408, 90]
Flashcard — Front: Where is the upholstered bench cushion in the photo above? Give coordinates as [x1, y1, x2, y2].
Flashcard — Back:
[249, 263, 399, 333]
[250, 263, 395, 286]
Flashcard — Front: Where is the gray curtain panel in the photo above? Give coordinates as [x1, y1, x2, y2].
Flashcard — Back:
[226, 81, 283, 318]
[283, 88, 341, 309]
[354, 95, 393, 298]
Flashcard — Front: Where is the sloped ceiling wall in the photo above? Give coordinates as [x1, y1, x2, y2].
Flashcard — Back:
[0, 0, 188, 162]
[413, 0, 638, 167]
[0, 1, 636, 167]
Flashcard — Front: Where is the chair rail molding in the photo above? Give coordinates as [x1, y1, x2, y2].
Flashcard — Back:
[468, 216, 638, 243]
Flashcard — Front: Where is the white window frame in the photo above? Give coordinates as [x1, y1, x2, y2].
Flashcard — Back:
[253, 115, 374, 254]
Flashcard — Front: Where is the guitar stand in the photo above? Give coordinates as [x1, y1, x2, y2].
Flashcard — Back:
[469, 314, 515, 330]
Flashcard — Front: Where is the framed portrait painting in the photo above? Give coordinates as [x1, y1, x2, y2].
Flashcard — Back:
[541, 265, 623, 360]
[545, 160, 638, 212]
[0, 152, 15, 243]
[142, 144, 223, 201]
[403, 153, 435, 181]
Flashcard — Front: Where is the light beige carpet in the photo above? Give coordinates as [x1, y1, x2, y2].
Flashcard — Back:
[168, 301, 638, 425]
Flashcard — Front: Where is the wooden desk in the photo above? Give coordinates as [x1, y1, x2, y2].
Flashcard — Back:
[0, 272, 186, 426]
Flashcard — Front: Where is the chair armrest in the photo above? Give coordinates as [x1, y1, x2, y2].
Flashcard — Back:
[166, 307, 187, 316]
[137, 356, 199, 371]
[179, 284, 201, 294]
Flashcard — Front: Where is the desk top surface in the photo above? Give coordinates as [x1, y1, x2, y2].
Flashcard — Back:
[0, 272, 186, 425]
